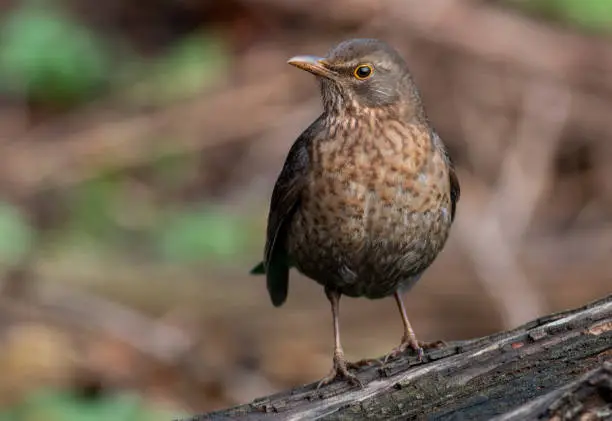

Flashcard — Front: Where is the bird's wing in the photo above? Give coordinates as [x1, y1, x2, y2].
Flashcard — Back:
[432, 131, 460, 221]
[251, 116, 323, 307]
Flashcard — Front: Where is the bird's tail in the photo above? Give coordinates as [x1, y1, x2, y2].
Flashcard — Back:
[250, 262, 265, 275]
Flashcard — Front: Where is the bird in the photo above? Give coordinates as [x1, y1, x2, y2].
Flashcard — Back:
[250, 38, 460, 389]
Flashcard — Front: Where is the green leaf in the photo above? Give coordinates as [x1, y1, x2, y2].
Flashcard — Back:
[0, 201, 33, 266]
[150, 147, 199, 189]
[554, 0, 612, 30]
[0, 1, 110, 103]
[120, 32, 229, 105]
[0, 409, 15, 421]
[5, 388, 181, 421]
[11, 389, 139, 421]
[68, 176, 121, 241]
[154, 206, 249, 263]
[509, 0, 612, 32]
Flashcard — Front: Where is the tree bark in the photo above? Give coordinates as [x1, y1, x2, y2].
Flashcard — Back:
[184, 294, 611, 420]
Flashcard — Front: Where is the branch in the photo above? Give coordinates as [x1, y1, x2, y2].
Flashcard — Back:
[184, 294, 612, 420]
[496, 362, 612, 421]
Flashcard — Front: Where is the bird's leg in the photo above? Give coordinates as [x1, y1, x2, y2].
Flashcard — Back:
[316, 288, 363, 390]
[382, 291, 446, 365]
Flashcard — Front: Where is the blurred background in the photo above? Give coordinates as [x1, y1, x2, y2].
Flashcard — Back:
[0, 0, 610, 419]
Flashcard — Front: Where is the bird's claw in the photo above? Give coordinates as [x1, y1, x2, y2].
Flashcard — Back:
[315, 353, 364, 392]
[382, 342, 422, 366]
[382, 338, 446, 365]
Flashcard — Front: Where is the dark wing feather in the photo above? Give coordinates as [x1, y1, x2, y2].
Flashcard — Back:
[432, 131, 460, 221]
[249, 262, 265, 275]
[448, 163, 460, 221]
[251, 116, 322, 306]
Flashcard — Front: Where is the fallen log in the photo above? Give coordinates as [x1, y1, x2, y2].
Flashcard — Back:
[185, 294, 611, 420]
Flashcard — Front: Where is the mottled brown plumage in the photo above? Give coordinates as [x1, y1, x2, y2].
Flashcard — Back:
[251, 38, 460, 389]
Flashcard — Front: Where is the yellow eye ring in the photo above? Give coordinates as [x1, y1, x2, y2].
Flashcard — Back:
[353, 64, 373, 80]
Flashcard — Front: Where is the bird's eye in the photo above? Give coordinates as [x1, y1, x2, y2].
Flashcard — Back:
[353, 64, 373, 80]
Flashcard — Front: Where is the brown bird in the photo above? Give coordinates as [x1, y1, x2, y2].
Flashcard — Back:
[251, 38, 460, 388]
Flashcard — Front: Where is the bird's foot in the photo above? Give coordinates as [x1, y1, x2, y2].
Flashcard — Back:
[315, 352, 363, 391]
[382, 338, 445, 365]
[382, 340, 421, 366]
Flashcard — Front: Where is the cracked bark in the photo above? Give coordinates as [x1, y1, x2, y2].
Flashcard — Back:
[183, 294, 611, 420]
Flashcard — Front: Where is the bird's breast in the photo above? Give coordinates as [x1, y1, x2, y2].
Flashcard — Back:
[289, 121, 453, 262]
[306, 120, 451, 229]
[286, 120, 454, 298]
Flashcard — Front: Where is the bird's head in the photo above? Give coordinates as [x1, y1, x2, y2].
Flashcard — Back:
[288, 38, 424, 119]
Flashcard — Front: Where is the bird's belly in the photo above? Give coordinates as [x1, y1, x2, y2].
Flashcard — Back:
[287, 179, 452, 299]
